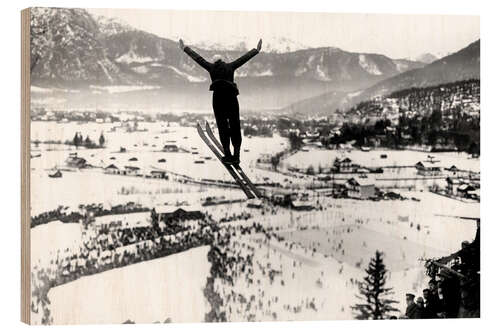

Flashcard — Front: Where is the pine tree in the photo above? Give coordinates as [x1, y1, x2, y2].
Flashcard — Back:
[73, 132, 80, 147]
[84, 135, 92, 148]
[351, 250, 399, 319]
[99, 132, 105, 147]
[306, 165, 315, 175]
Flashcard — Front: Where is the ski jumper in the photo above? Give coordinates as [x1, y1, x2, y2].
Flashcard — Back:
[183, 46, 259, 158]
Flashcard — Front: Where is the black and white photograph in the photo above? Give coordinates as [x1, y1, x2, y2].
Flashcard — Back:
[21, 5, 480, 325]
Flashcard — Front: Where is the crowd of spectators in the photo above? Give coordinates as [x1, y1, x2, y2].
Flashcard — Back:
[403, 222, 480, 319]
[31, 202, 149, 228]
[31, 196, 479, 323]
[30, 212, 218, 324]
[204, 222, 282, 322]
[203, 219, 331, 322]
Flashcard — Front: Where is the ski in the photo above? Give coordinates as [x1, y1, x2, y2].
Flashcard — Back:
[196, 123, 255, 199]
[204, 121, 263, 198]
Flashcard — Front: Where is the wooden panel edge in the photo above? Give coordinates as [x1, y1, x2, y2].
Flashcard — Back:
[21, 7, 31, 325]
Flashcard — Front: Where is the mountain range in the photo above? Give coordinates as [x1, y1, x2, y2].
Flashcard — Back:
[180, 35, 310, 54]
[283, 40, 480, 116]
[415, 53, 438, 64]
[29, 7, 479, 115]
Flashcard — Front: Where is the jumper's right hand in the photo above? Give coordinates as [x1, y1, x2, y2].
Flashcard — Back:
[179, 39, 185, 50]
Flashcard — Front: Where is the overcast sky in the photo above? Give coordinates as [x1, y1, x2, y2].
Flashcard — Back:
[88, 8, 479, 59]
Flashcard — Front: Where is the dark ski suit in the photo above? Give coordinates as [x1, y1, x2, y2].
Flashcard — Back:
[183, 46, 259, 158]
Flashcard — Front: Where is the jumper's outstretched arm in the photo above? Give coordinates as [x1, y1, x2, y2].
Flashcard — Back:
[180, 39, 212, 72]
[230, 39, 262, 70]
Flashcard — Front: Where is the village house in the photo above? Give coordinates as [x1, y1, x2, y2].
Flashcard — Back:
[150, 169, 167, 179]
[257, 153, 273, 164]
[104, 164, 121, 175]
[469, 171, 480, 182]
[289, 192, 315, 210]
[162, 144, 179, 152]
[291, 199, 315, 211]
[445, 177, 479, 201]
[356, 167, 372, 173]
[332, 183, 346, 198]
[415, 161, 442, 176]
[48, 169, 62, 178]
[271, 193, 286, 204]
[313, 188, 334, 197]
[269, 191, 299, 206]
[457, 184, 477, 199]
[345, 177, 376, 199]
[65, 154, 87, 168]
[247, 198, 263, 209]
[124, 165, 141, 176]
[140, 166, 167, 179]
[152, 205, 204, 225]
[334, 157, 356, 173]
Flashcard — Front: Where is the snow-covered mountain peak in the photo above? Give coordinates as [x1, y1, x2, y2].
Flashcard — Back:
[172, 34, 310, 53]
[92, 14, 135, 36]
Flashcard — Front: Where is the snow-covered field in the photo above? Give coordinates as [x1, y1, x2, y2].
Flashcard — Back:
[210, 195, 477, 320]
[31, 221, 83, 269]
[30, 121, 289, 213]
[247, 235, 426, 320]
[285, 148, 479, 173]
[47, 246, 210, 324]
[280, 224, 446, 272]
[30, 168, 215, 216]
[29, 121, 480, 323]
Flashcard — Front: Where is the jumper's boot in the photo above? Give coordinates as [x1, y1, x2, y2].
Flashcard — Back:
[232, 147, 241, 165]
[221, 148, 233, 165]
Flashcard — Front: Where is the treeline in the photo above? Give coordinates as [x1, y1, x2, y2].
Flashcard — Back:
[71, 131, 106, 148]
[155, 112, 209, 124]
[332, 80, 480, 154]
[31, 132, 108, 149]
[346, 79, 479, 119]
[322, 116, 479, 155]
[388, 79, 479, 104]
[242, 117, 275, 137]
[399, 109, 480, 154]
